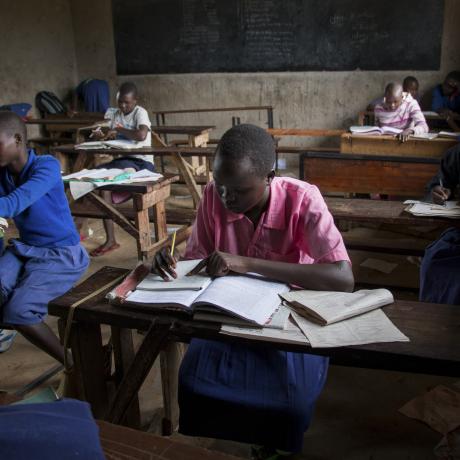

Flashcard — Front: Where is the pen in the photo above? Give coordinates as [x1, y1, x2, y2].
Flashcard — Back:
[170, 230, 177, 258]
[439, 178, 447, 207]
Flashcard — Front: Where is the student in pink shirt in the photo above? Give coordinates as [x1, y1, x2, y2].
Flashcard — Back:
[374, 82, 428, 142]
[153, 124, 354, 458]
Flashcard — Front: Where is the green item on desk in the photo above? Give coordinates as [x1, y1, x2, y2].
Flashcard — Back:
[91, 172, 132, 183]
[12, 387, 59, 405]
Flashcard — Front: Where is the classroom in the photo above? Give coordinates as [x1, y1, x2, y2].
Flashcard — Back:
[0, 0, 459, 459]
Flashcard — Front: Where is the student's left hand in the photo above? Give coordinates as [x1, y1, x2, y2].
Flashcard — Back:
[104, 130, 117, 140]
[187, 251, 248, 277]
[397, 129, 414, 143]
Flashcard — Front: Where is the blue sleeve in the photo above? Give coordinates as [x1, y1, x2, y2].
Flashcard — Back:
[0, 157, 61, 218]
[431, 85, 445, 111]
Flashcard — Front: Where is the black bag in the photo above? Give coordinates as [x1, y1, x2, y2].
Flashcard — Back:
[35, 91, 66, 116]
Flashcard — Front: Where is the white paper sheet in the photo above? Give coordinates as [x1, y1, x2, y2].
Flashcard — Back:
[291, 309, 409, 348]
[404, 200, 460, 218]
[137, 260, 211, 291]
[125, 288, 201, 309]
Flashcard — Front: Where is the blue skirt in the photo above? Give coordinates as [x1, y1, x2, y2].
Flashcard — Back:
[420, 227, 460, 304]
[178, 339, 328, 452]
[0, 240, 89, 325]
[0, 399, 104, 459]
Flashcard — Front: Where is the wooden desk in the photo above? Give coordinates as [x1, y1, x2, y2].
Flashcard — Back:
[325, 197, 458, 227]
[152, 125, 215, 148]
[52, 144, 215, 208]
[340, 133, 457, 158]
[268, 128, 346, 137]
[49, 267, 460, 433]
[69, 175, 179, 260]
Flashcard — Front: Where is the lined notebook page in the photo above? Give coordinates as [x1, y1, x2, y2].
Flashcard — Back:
[136, 260, 211, 291]
[194, 275, 289, 325]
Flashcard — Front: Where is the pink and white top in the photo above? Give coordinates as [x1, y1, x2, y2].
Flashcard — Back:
[184, 177, 350, 265]
[374, 92, 428, 134]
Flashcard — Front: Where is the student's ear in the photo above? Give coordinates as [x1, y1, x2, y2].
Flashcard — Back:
[266, 170, 275, 185]
[14, 133, 23, 145]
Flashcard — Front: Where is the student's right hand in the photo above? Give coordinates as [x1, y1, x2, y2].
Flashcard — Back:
[104, 130, 117, 140]
[151, 247, 177, 281]
[432, 185, 451, 204]
[91, 128, 105, 140]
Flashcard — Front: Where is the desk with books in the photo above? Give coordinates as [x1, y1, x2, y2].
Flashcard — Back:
[340, 133, 457, 158]
[49, 267, 460, 434]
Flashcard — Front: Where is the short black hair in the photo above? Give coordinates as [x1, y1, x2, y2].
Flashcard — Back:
[0, 110, 27, 141]
[384, 81, 403, 96]
[403, 76, 418, 87]
[216, 124, 276, 177]
[446, 71, 460, 83]
[119, 81, 138, 98]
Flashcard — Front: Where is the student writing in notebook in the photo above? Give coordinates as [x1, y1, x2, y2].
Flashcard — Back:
[153, 124, 354, 459]
[374, 82, 428, 142]
[89, 82, 153, 256]
[420, 143, 460, 305]
[0, 111, 89, 358]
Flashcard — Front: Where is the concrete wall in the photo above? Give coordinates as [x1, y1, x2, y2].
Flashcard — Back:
[0, 0, 77, 116]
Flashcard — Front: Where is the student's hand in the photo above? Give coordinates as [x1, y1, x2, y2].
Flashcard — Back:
[151, 247, 177, 281]
[397, 129, 414, 143]
[104, 130, 117, 140]
[90, 128, 105, 140]
[432, 185, 451, 204]
[187, 251, 247, 277]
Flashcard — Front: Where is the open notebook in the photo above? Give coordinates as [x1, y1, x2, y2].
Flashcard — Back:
[75, 140, 145, 150]
[404, 200, 460, 218]
[108, 260, 289, 326]
[350, 125, 402, 136]
[281, 288, 394, 326]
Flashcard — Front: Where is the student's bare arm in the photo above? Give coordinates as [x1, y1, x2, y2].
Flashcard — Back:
[188, 252, 355, 292]
[115, 124, 149, 142]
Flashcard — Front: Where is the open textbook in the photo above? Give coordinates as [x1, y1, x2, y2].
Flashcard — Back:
[281, 289, 394, 326]
[110, 260, 289, 326]
[75, 140, 146, 150]
[404, 200, 460, 218]
[0, 217, 7, 237]
[349, 125, 402, 136]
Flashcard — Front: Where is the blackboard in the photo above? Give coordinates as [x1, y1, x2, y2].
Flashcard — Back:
[112, 0, 444, 74]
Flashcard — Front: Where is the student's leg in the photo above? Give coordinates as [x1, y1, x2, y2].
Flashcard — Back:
[90, 190, 120, 256]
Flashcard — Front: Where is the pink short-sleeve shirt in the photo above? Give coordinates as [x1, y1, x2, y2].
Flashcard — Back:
[184, 177, 350, 265]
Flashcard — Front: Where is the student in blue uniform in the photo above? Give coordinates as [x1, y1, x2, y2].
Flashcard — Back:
[421, 143, 460, 304]
[0, 111, 89, 359]
[153, 125, 354, 459]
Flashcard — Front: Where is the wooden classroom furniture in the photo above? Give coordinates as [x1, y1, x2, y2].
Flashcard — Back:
[52, 144, 215, 208]
[152, 125, 214, 147]
[98, 421, 243, 460]
[268, 128, 346, 137]
[69, 175, 179, 261]
[300, 151, 439, 196]
[340, 133, 457, 158]
[49, 267, 460, 434]
[357, 110, 460, 127]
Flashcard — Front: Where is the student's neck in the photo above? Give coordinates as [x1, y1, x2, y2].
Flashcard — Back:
[245, 186, 270, 226]
[8, 149, 29, 176]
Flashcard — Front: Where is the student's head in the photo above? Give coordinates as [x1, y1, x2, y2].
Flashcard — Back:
[117, 82, 138, 115]
[213, 124, 275, 214]
[0, 111, 27, 167]
[383, 82, 404, 111]
[403, 76, 419, 99]
[442, 71, 460, 97]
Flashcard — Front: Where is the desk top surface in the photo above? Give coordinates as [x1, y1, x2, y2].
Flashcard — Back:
[52, 144, 216, 157]
[152, 125, 215, 135]
[49, 266, 460, 376]
[26, 118, 103, 125]
[342, 133, 457, 144]
[65, 173, 179, 193]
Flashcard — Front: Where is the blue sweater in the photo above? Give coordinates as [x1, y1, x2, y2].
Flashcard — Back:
[431, 85, 460, 113]
[0, 150, 79, 247]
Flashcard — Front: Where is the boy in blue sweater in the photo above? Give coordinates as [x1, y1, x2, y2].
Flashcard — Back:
[0, 111, 89, 361]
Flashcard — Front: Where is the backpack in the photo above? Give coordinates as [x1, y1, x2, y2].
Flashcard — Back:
[35, 91, 66, 116]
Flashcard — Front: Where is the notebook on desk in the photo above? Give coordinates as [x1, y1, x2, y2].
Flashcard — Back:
[107, 260, 289, 326]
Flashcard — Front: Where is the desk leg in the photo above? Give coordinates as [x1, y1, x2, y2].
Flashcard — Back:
[68, 320, 108, 418]
[111, 327, 141, 429]
[160, 342, 185, 435]
[153, 200, 168, 242]
[107, 323, 170, 426]
[171, 152, 202, 208]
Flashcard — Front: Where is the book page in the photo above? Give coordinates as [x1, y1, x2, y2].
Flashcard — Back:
[381, 126, 403, 135]
[125, 288, 201, 309]
[104, 140, 144, 149]
[194, 274, 289, 325]
[220, 316, 309, 345]
[281, 289, 394, 325]
[291, 309, 409, 348]
[137, 260, 211, 291]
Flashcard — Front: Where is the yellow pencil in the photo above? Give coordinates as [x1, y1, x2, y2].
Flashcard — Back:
[170, 230, 177, 257]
